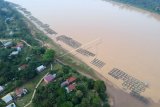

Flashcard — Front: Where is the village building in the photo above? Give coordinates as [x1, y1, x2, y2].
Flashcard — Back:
[3, 41, 12, 48]
[15, 88, 28, 97]
[16, 46, 21, 52]
[44, 74, 56, 84]
[67, 77, 77, 83]
[61, 80, 69, 87]
[61, 76, 77, 87]
[9, 51, 19, 56]
[0, 86, 4, 93]
[9, 31, 14, 36]
[36, 65, 46, 72]
[6, 103, 16, 107]
[18, 64, 28, 71]
[0, 41, 3, 47]
[65, 84, 76, 93]
[1, 94, 13, 104]
[16, 42, 24, 48]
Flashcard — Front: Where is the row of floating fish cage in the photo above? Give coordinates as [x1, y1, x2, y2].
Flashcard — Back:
[56, 35, 82, 49]
[76, 48, 95, 57]
[108, 68, 148, 94]
[91, 58, 106, 68]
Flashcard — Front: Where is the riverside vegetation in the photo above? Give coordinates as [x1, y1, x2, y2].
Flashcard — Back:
[104, 0, 160, 14]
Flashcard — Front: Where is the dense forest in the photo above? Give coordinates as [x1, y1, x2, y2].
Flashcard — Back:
[105, 0, 160, 14]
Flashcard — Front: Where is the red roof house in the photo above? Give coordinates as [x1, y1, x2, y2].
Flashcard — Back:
[65, 84, 76, 93]
[15, 88, 28, 97]
[61, 77, 77, 87]
[67, 77, 77, 84]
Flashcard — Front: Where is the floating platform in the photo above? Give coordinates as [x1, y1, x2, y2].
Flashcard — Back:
[76, 48, 95, 57]
[108, 68, 147, 94]
[56, 35, 82, 49]
[90, 58, 105, 68]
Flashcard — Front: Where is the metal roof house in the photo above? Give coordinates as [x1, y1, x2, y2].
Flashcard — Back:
[3, 41, 12, 48]
[1, 94, 13, 104]
[36, 65, 46, 72]
[6, 103, 16, 107]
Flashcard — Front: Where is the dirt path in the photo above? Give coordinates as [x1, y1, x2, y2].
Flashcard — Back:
[24, 72, 49, 107]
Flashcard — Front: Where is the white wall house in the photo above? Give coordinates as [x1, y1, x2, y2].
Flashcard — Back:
[36, 65, 46, 72]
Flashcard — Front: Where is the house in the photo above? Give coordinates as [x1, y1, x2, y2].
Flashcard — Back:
[0, 41, 3, 47]
[18, 64, 28, 71]
[9, 31, 14, 36]
[9, 51, 19, 56]
[67, 77, 77, 84]
[15, 88, 28, 97]
[44, 74, 56, 84]
[1, 94, 13, 104]
[61, 76, 77, 87]
[6, 103, 16, 107]
[0, 86, 4, 93]
[36, 65, 46, 72]
[16, 46, 21, 52]
[16, 42, 24, 48]
[65, 84, 76, 93]
[3, 41, 12, 48]
[61, 80, 69, 87]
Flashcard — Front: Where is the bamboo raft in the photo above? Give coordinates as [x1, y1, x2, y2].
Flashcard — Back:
[91, 58, 105, 68]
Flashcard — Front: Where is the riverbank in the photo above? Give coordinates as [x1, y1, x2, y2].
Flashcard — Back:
[11, 2, 160, 107]
[107, 0, 160, 15]
[104, 0, 160, 22]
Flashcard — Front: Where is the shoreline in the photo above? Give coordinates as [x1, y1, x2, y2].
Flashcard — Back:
[104, 0, 160, 21]
[11, 2, 160, 107]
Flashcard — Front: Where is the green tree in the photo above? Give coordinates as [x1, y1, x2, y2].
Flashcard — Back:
[91, 96, 101, 107]
[80, 98, 90, 107]
[59, 101, 73, 107]
[94, 80, 106, 93]
[43, 49, 55, 62]
[76, 90, 83, 98]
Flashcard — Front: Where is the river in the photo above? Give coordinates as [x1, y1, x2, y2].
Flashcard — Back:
[7, 0, 160, 103]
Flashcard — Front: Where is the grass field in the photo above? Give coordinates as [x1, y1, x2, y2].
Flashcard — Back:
[15, 68, 50, 107]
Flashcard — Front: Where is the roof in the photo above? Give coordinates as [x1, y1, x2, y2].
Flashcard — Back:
[65, 84, 76, 93]
[68, 84, 76, 91]
[6, 103, 16, 107]
[19, 64, 28, 70]
[15, 88, 23, 96]
[1, 94, 13, 103]
[10, 51, 19, 56]
[44, 74, 55, 83]
[36, 65, 46, 72]
[0, 86, 4, 92]
[3, 42, 12, 47]
[61, 81, 69, 87]
[16, 47, 21, 51]
[16, 42, 23, 47]
[67, 77, 77, 83]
